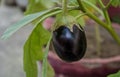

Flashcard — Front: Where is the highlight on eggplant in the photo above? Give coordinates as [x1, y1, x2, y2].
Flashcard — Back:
[52, 24, 87, 62]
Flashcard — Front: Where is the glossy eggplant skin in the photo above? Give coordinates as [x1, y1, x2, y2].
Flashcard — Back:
[52, 24, 87, 62]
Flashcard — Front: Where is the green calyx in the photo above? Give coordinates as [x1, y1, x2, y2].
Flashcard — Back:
[52, 14, 78, 31]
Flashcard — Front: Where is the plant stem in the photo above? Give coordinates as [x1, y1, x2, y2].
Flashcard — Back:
[86, 11, 108, 29]
[42, 36, 52, 77]
[62, 0, 68, 16]
[82, 0, 104, 16]
[76, 0, 107, 28]
[95, 25, 101, 56]
[76, 0, 120, 45]
[106, 0, 113, 9]
[87, 12, 120, 45]
[103, 9, 111, 26]
[77, 0, 86, 12]
[98, 0, 111, 26]
[86, 11, 120, 45]
[107, 27, 120, 45]
[98, 0, 105, 8]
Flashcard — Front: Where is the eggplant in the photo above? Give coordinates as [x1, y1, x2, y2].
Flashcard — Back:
[52, 24, 87, 62]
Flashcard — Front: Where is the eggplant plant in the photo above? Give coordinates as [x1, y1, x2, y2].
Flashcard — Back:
[1, 0, 120, 77]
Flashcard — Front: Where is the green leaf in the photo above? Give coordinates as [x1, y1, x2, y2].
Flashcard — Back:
[46, 62, 55, 77]
[1, 7, 60, 40]
[1, 11, 46, 39]
[108, 71, 120, 77]
[40, 0, 55, 9]
[25, 0, 55, 15]
[42, 36, 54, 77]
[111, 0, 120, 7]
[25, 0, 46, 15]
[24, 22, 51, 77]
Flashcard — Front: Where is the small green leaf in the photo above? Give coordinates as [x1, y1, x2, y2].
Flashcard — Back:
[42, 36, 54, 77]
[108, 71, 120, 77]
[1, 7, 60, 40]
[111, 0, 120, 7]
[24, 22, 51, 77]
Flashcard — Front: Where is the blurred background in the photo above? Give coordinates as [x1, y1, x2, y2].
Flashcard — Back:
[0, 0, 29, 77]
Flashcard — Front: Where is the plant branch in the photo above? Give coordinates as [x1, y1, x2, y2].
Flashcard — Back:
[77, 0, 86, 12]
[107, 27, 120, 44]
[42, 36, 52, 77]
[76, 0, 120, 44]
[103, 9, 111, 26]
[95, 25, 101, 56]
[98, 0, 111, 26]
[86, 11, 120, 45]
[98, 0, 105, 8]
[62, 0, 68, 16]
[86, 11, 108, 29]
[106, 0, 113, 9]
[76, 0, 107, 28]
[82, 0, 104, 16]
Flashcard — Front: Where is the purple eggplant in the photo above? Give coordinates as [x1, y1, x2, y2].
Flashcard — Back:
[52, 24, 87, 62]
